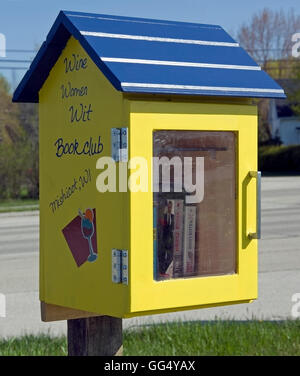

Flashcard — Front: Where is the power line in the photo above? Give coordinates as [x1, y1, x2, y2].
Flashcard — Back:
[6, 49, 36, 53]
[0, 49, 36, 54]
[246, 49, 294, 52]
[0, 66, 28, 70]
[0, 59, 31, 64]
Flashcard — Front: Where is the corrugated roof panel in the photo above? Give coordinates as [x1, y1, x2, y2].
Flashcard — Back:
[65, 11, 237, 44]
[12, 10, 286, 102]
[82, 36, 258, 67]
[103, 62, 285, 98]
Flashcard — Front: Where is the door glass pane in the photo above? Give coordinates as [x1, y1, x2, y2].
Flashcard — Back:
[153, 131, 236, 281]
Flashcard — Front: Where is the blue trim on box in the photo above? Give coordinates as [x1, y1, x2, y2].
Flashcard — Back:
[121, 85, 285, 99]
[61, 13, 121, 91]
[13, 12, 70, 103]
[13, 11, 121, 102]
[13, 10, 286, 102]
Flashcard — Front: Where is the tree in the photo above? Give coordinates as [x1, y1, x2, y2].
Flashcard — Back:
[0, 75, 20, 143]
[0, 75, 39, 199]
[288, 61, 300, 117]
[237, 8, 300, 74]
[236, 8, 300, 144]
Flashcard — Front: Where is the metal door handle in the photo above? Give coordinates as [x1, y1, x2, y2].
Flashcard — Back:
[248, 171, 261, 240]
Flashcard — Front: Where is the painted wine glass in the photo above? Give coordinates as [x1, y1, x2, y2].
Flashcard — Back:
[79, 208, 97, 263]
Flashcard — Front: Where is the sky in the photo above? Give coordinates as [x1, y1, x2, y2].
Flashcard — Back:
[1, 0, 300, 89]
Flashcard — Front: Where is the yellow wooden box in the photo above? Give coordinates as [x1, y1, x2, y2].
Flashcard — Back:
[13, 11, 285, 319]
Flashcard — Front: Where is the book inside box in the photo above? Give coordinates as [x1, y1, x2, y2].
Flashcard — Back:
[153, 130, 237, 281]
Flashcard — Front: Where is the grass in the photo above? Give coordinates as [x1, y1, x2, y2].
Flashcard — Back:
[0, 320, 300, 356]
[0, 199, 39, 213]
[124, 320, 300, 356]
[0, 334, 66, 356]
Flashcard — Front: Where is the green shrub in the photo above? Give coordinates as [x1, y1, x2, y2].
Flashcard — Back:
[258, 145, 300, 173]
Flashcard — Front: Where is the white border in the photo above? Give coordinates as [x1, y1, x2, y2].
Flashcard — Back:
[121, 82, 285, 94]
[81, 30, 239, 47]
[101, 57, 260, 71]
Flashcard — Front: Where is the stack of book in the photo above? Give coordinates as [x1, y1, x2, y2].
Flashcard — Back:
[153, 194, 197, 280]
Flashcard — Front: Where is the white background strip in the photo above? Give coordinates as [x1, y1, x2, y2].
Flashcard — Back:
[81, 31, 239, 47]
[101, 57, 260, 71]
[121, 82, 284, 94]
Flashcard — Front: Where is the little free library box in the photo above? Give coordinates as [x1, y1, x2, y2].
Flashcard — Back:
[13, 11, 285, 319]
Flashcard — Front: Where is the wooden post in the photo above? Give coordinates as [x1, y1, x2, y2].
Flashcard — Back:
[67, 316, 123, 356]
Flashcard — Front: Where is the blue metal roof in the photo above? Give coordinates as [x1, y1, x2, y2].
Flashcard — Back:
[13, 10, 286, 102]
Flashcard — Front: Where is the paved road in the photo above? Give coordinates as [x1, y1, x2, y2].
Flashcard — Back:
[0, 176, 299, 337]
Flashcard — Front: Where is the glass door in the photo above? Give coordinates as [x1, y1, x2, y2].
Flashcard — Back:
[153, 130, 237, 281]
